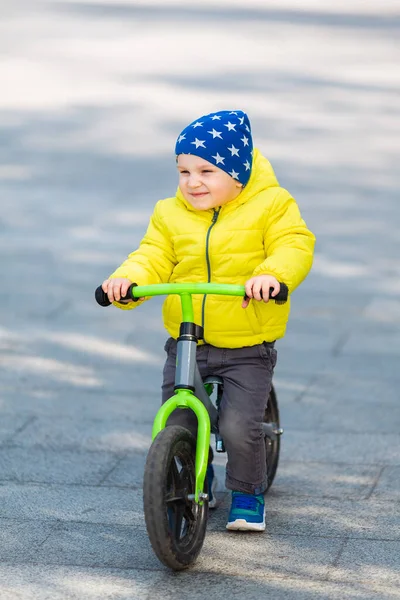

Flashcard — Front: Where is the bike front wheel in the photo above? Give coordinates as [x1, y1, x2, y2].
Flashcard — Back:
[143, 425, 208, 570]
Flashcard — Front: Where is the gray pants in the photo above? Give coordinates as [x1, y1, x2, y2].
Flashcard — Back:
[161, 338, 277, 495]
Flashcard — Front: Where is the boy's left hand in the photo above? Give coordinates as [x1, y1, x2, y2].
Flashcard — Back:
[242, 275, 280, 309]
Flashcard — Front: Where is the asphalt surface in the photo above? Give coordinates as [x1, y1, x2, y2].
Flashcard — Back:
[1, 1, 400, 598]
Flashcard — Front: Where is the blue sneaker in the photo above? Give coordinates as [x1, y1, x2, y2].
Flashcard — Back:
[226, 491, 265, 531]
[206, 464, 218, 508]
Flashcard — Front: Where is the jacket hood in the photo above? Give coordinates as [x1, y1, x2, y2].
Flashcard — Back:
[176, 148, 279, 212]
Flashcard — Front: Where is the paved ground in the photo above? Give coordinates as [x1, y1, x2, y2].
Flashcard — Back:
[1, 1, 400, 598]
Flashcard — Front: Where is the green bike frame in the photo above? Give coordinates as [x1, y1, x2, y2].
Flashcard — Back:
[130, 283, 245, 504]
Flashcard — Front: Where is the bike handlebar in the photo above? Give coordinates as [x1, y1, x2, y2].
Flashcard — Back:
[95, 282, 289, 307]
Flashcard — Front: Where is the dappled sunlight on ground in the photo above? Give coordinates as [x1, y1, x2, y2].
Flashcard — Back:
[200, 529, 337, 579]
[273, 378, 308, 393]
[0, 324, 163, 388]
[330, 563, 400, 586]
[0, 354, 102, 387]
[99, 430, 151, 451]
[1, 0, 398, 187]
[56, 573, 147, 598]
[276, 462, 378, 498]
[364, 299, 400, 323]
[38, 331, 163, 365]
[312, 255, 369, 279]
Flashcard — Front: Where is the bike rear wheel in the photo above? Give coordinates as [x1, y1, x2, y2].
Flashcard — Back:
[264, 384, 281, 490]
[143, 425, 208, 570]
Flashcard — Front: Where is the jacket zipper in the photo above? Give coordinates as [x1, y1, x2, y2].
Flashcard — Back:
[201, 208, 220, 336]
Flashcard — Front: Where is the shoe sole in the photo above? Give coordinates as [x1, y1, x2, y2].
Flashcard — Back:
[226, 518, 265, 532]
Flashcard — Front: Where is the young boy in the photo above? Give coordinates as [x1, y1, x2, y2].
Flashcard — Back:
[102, 110, 315, 532]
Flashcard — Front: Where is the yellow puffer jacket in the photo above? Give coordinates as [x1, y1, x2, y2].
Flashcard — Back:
[109, 149, 315, 347]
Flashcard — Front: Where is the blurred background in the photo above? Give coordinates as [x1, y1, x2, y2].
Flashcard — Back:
[1, 1, 400, 595]
[1, 0, 399, 397]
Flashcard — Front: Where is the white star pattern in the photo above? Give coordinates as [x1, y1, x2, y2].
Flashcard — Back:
[212, 153, 225, 165]
[176, 111, 253, 184]
[208, 129, 223, 139]
[228, 144, 239, 157]
[191, 138, 206, 148]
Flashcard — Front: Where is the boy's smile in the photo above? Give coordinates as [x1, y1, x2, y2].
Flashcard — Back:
[177, 154, 243, 210]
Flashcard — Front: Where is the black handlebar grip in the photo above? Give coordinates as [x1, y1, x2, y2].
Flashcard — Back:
[266, 282, 289, 304]
[95, 286, 111, 307]
[245, 282, 289, 304]
[95, 283, 139, 307]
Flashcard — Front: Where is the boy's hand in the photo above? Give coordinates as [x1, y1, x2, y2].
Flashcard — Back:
[102, 278, 135, 303]
[242, 275, 280, 309]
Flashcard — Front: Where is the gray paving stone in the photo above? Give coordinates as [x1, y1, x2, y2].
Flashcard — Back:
[272, 347, 330, 376]
[273, 371, 312, 400]
[195, 531, 343, 579]
[0, 565, 164, 600]
[0, 566, 396, 600]
[329, 540, 400, 586]
[10, 417, 153, 452]
[0, 386, 160, 421]
[0, 355, 103, 393]
[0, 519, 54, 562]
[303, 372, 399, 408]
[0, 415, 33, 445]
[281, 430, 400, 465]
[276, 329, 338, 355]
[19, 519, 343, 578]
[263, 496, 400, 540]
[0, 483, 144, 526]
[0, 447, 121, 485]
[342, 331, 400, 357]
[369, 466, 400, 501]
[0, 352, 163, 400]
[34, 522, 160, 570]
[278, 390, 400, 435]
[273, 462, 381, 500]
[99, 452, 147, 488]
[324, 353, 400, 385]
[0, 313, 165, 396]
[136, 575, 400, 600]
[2, 481, 399, 542]
[364, 298, 400, 326]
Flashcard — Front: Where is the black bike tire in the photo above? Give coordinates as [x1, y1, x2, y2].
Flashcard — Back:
[264, 384, 280, 490]
[143, 425, 208, 571]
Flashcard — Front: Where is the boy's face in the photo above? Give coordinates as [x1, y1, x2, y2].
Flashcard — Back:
[177, 154, 243, 210]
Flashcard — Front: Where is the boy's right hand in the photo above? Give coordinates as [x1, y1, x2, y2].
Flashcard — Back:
[102, 278, 134, 303]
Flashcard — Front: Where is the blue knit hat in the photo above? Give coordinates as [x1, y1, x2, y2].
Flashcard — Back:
[175, 110, 253, 186]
